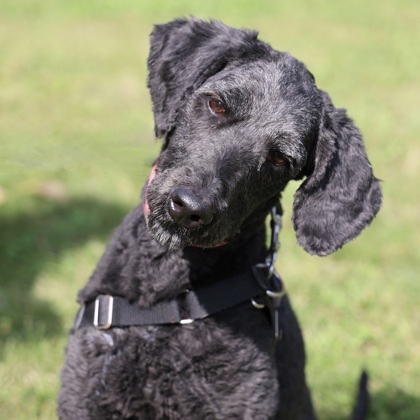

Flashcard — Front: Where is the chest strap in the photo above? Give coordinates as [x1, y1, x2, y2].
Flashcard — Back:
[73, 265, 285, 335]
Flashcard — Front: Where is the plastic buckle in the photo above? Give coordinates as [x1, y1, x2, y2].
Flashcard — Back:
[93, 295, 114, 330]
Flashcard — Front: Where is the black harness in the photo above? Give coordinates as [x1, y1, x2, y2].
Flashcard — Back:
[74, 205, 286, 340]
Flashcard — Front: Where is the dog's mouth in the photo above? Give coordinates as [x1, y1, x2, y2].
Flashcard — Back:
[147, 220, 230, 250]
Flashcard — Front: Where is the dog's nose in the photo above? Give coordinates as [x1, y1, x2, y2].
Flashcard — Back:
[168, 188, 214, 228]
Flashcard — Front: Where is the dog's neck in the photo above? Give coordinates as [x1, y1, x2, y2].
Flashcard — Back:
[78, 203, 270, 307]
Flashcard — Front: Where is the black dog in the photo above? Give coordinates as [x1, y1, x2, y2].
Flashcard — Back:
[58, 19, 381, 419]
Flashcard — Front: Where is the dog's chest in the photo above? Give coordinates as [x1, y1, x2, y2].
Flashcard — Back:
[76, 311, 279, 419]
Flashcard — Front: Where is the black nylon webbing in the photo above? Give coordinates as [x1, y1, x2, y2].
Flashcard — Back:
[75, 268, 267, 330]
[185, 270, 264, 320]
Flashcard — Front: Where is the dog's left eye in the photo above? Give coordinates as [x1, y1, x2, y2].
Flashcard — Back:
[208, 98, 226, 115]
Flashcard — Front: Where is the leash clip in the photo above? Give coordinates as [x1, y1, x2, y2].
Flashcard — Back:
[252, 265, 286, 340]
[251, 202, 286, 340]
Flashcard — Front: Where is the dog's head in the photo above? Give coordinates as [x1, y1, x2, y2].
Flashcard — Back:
[145, 19, 381, 255]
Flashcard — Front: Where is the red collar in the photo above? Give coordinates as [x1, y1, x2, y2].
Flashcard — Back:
[143, 163, 157, 219]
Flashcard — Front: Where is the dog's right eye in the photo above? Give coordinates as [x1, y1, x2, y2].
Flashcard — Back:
[267, 151, 289, 166]
[208, 98, 227, 115]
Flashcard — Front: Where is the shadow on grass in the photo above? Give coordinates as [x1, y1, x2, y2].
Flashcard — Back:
[368, 386, 420, 420]
[0, 197, 129, 355]
[319, 386, 420, 420]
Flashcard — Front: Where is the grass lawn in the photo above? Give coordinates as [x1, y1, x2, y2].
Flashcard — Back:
[1, 0, 419, 418]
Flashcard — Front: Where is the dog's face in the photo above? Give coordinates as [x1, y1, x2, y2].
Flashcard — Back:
[145, 19, 382, 255]
[146, 58, 321, 249]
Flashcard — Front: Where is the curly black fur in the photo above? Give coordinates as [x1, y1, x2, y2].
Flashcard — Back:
[58, 19, 381, 419]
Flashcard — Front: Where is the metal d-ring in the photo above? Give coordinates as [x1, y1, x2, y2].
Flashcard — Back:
[265, 270, 286, 298]
[251, 298, 266, 309]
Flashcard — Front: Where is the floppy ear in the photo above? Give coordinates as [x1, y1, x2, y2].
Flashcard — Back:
[292, 91, 382, 256]
[147, 18, 263, 139]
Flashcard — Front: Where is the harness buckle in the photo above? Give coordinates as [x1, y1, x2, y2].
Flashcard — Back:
[94, 295, 114, 330]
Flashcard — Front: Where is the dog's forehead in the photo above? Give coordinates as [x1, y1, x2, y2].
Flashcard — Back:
[206, 56, 315, 97]
[198, 56, 321, 136]
[200, 56, 321, 122]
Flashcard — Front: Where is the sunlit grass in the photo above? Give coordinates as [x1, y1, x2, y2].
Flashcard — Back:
[1, 1, 419, 418]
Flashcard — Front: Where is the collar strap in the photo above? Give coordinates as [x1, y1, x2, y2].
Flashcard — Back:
[74, 265, 286, 335]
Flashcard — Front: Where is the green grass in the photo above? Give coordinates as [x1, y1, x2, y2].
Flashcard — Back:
[1, 0, 419, 418]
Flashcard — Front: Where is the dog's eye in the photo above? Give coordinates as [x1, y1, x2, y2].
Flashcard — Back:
[208, 98, 226, 115]
[268, 151, 288, 166]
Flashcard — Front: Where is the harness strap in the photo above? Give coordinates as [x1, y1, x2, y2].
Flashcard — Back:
[74, 267, 285, 331]
[74, 203, 286, 340]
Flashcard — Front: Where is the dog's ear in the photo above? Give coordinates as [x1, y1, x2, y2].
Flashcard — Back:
[292, 91, 382, 256]
[148, 19, 261, 139]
